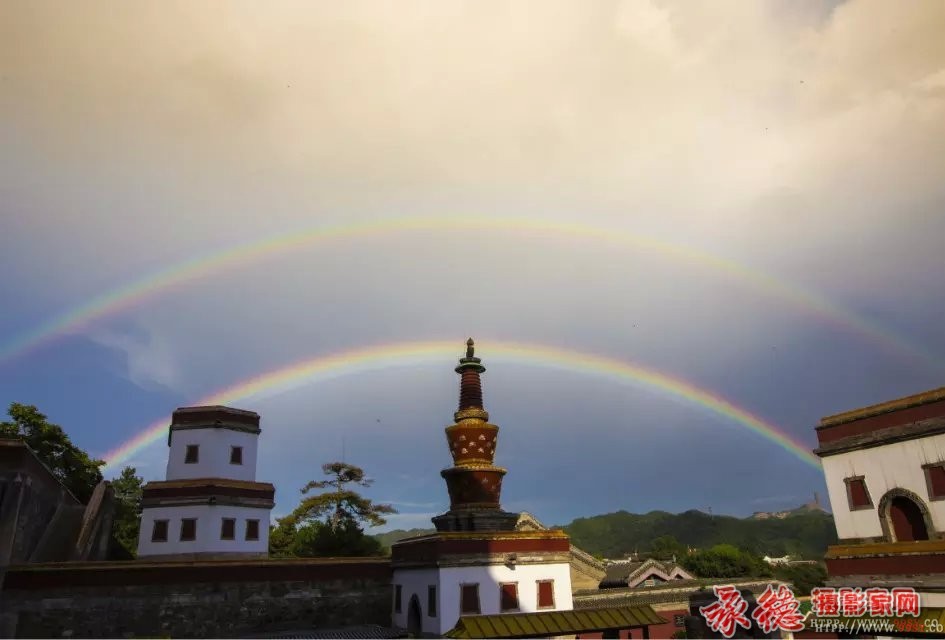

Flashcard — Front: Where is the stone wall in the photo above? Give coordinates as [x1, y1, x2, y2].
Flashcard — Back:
[0, 439, 82, 565]
[0, 439, 120, 564]
[0, 557, 393, 638]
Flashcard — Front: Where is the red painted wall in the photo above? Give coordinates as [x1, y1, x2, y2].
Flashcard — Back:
[625, 608, 687, 639]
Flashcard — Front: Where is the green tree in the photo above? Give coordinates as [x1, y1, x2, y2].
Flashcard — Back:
[0, 403, 104, 503]
[272, 462, 397, 557]
[111, 466, 144, 556]
[650, 535, 687, 561]
[681, 544, 771, 579]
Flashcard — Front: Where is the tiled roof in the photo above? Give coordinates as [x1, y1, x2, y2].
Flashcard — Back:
[575, 579, 789, 608]
[819, 385, 945, 427]
[242, 625, 404, 639]
[445, 606, 665, 638]
[602, 561, 643, 583]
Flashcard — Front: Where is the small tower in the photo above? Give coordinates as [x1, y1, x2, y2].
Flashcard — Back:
[136, 406, 274, 560]
[391, 340, 574, 637]
[433, 338, 519, 532]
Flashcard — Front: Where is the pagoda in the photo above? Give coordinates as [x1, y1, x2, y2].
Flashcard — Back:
[390, 339, 574, 637]
[432, 338, 519, 532]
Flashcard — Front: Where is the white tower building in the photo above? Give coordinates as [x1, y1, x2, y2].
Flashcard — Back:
[136, 406, 274, 560]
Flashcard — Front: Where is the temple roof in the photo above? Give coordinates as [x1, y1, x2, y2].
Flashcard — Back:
[445, 606, 665, 638]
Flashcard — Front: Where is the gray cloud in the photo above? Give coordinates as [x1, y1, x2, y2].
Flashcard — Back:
[3, 0, 944, 522]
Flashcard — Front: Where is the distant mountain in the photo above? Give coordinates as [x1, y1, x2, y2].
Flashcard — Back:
[751, 500, 830, 521]
[373, 527, 435, 551]
[563, 508, 837, 560]
[372, 507, 838, 560]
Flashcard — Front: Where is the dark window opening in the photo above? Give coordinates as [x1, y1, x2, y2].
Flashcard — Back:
[428, 585, 437, 617]
[245, 519, 260, 541]
[394, 585, 402, 613]
[846, 477, 872, 510]
[185, 444, 199, 464]
[230, 446, 243, 465]
[221, 518, 235, 540]
[925, 464, 945, 499]
[537, 580, 555, 609]
[461, 584, 480, 615]
[180, 518, 197, 541]
[151, 520, 168, 542]
[500, 583, 519, 612]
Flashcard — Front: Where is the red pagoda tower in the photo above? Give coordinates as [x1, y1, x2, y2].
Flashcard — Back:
[390, 339, 575, 636]
[433, 338, 519, 532]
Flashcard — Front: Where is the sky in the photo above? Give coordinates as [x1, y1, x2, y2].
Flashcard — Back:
[1, 0, 944, 532]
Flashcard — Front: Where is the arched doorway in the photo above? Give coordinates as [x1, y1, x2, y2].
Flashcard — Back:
[407, 595, 422, 638]
[890, 496, 929, 542]
[879, 489, 935, 542]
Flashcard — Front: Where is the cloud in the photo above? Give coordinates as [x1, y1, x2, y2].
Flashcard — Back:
[381, 501, 439, 509]
[748, 495, 803, 507]
[2, 0, 943, 526]
[368, 512, 439, 533]
[89, 327, 185, 393]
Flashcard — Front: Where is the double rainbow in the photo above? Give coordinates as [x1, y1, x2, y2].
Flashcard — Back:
[2, 217, 938, 371]
[102, 340, 821, 473]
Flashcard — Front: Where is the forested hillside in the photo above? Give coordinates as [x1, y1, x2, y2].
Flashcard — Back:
[564, 509, 836, 559]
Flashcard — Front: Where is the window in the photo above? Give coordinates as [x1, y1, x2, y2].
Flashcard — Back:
[151, 520, 168, 542]
[185, 444, 199, 464]
[180, 518, 197, 541]
[537, 580, 555, 609]
[500, 583, 519, 612]
[924, 464, 945, 500]
[428, 586, 437, 617]
[643, 578, 656, 587]
[221, 518, 236, 540]
[245, 519, 260, 541]
[674, 615, 686, 627]
[230, 446, 243, 465]
[845, 476, 872, 510]
[394, 585, 402, 613]
[460, 584, 480, 615]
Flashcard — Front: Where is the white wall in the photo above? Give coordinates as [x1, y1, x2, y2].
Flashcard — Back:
[166, 428, 259, 482]
[393, 562, 573, 636]
[822, 434, 945, 540]
[137, 503, 270, 557]
[391, 568, 440, 636]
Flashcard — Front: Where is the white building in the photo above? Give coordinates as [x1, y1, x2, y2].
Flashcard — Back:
[136, 405, 274, 560]
[815, 385, 945, 613]
[391, 340, 574, 637]
[392, 531, 574, 637]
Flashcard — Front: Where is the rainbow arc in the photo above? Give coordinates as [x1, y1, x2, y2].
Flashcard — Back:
[102, 340, 822, 473]
[2, 217, 938, 371]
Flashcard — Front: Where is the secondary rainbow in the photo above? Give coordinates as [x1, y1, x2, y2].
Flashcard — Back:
[2, 217, 937, 371]
[102, 340, 821, 473]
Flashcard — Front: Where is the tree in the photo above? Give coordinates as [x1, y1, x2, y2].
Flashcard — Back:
[650, 535, 687, 561]
[681, 544, 772, 579]
[272, 462, 397, 558]
[111, 466, 144, 556]
[0, 403, 104, 503]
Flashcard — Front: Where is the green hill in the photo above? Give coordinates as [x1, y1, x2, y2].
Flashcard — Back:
[563, 509, 837, 559]
[372, 508, 837, 560]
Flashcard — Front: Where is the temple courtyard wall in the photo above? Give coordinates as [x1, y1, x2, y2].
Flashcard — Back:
[0, 557, 392, 638]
